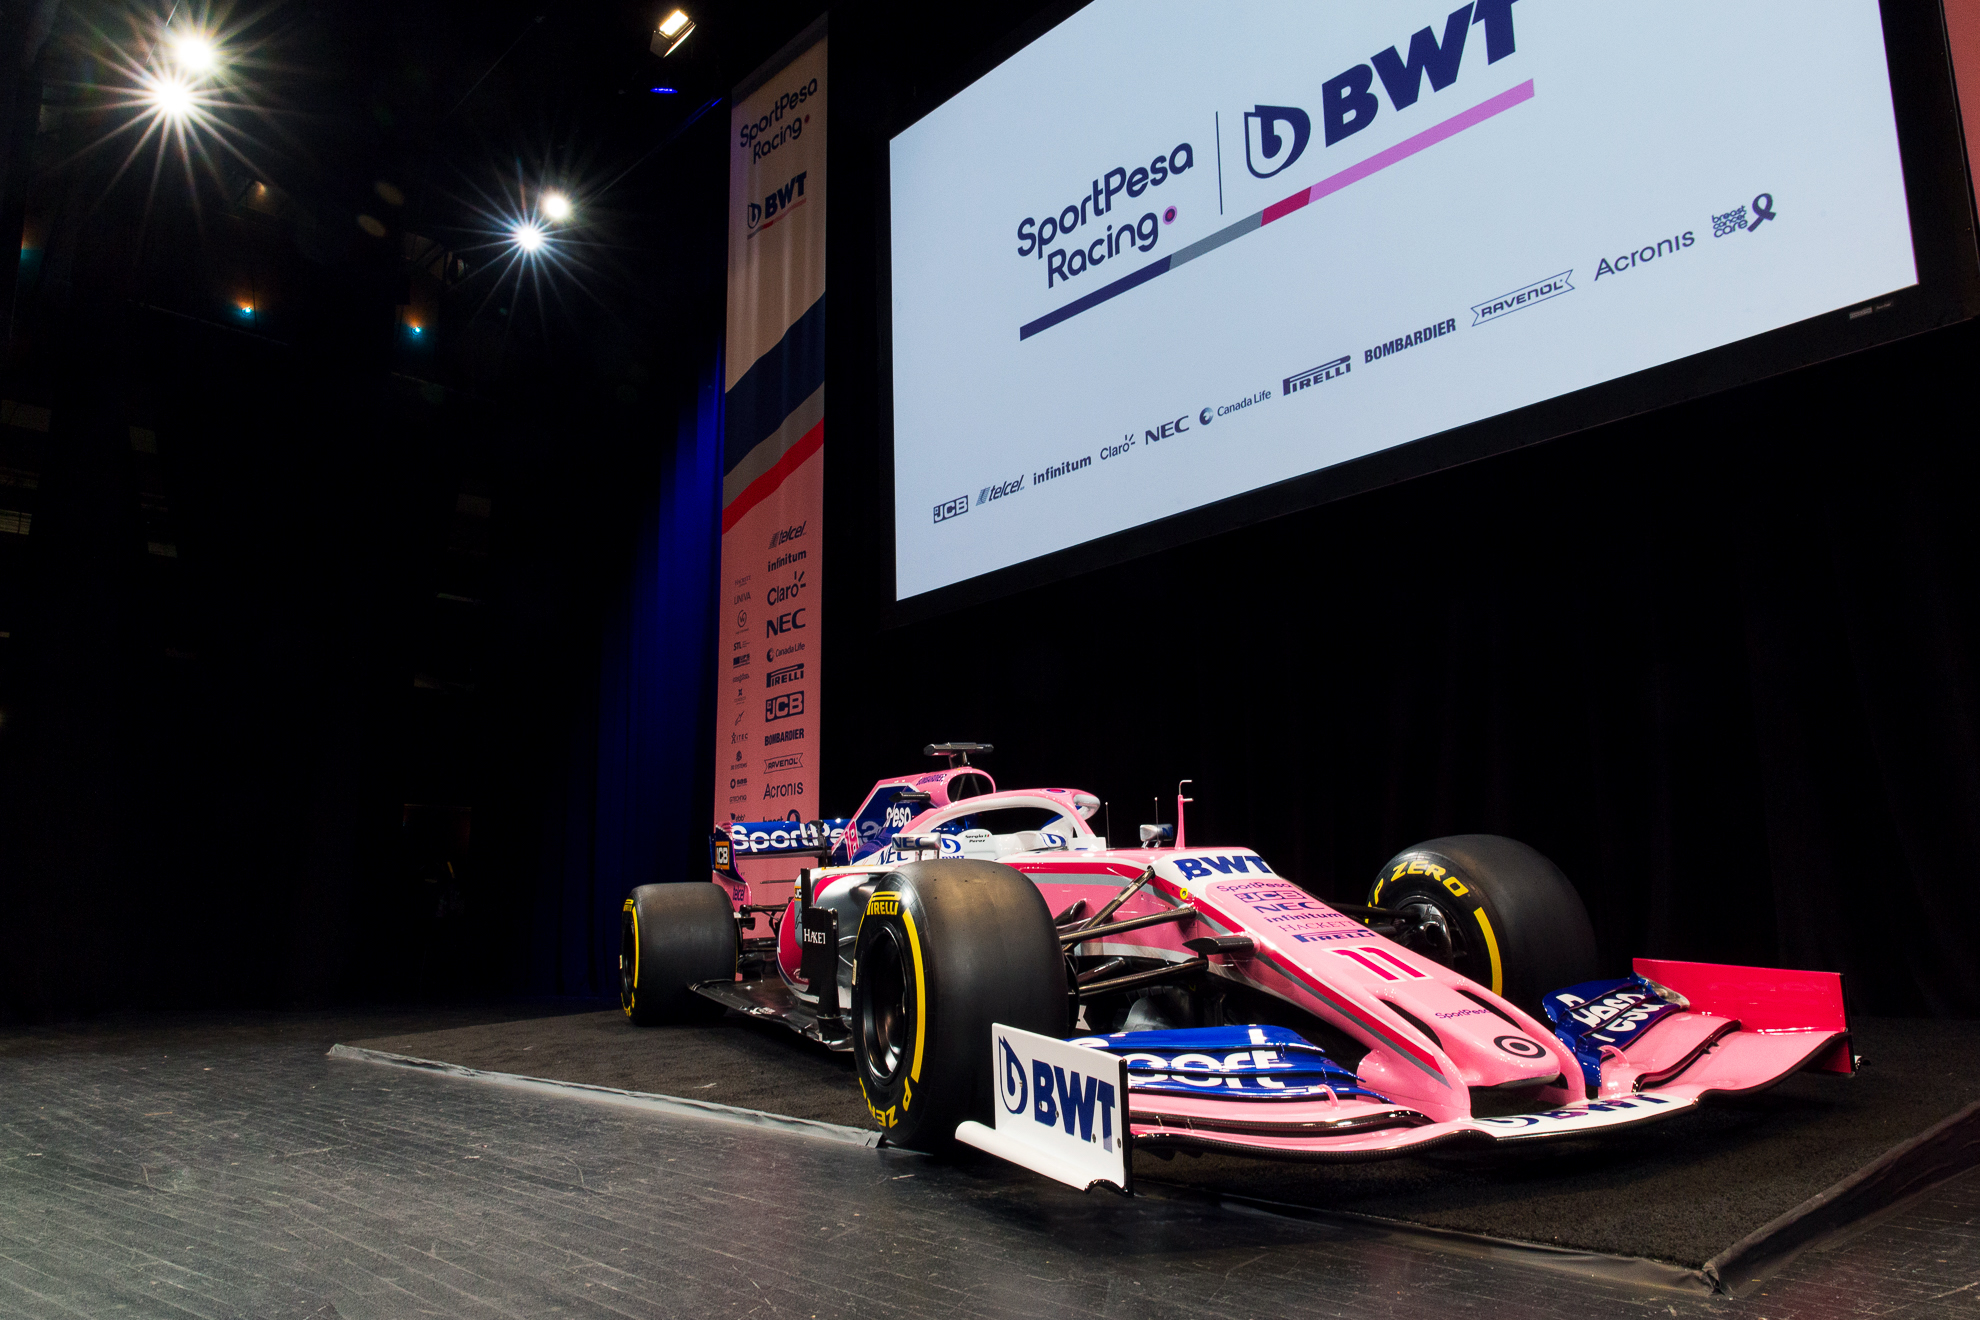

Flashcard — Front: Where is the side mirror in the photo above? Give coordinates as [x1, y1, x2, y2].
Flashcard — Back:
[1139, 824, 1175, 846]
[895, 790, 933, 806]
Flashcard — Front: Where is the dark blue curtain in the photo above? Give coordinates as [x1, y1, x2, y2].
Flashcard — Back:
[538, 357, 721, 996]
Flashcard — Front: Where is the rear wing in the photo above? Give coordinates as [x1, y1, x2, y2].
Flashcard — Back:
[710, 819, 850, 882]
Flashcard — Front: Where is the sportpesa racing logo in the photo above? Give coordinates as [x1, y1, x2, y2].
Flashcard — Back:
[1014, 140, 1196, 289]
[738, 77, 818, 165]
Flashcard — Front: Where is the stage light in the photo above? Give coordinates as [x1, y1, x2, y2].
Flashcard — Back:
[512, 222, 546, 253]
[236, 302, 254, 316]
[656, 9, 695, 55]
[542, 191, 572, 221]
[170, 32, 219, 76]
[650, 86, 677, 94]
[145, 74, 196, 121]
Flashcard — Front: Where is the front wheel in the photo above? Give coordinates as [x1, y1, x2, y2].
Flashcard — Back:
[621, 882, 738, 1026]
[850, 860, 1067, 1150]
[1368, 834, 1598, 1015]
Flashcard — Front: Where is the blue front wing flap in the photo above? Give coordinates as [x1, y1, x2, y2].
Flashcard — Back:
[1068, 1026, 1392, 1103]
[1542, 976, 1684, 1089]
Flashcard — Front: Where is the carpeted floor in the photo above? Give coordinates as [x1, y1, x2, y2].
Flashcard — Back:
[345, 1011, 1980, 1268]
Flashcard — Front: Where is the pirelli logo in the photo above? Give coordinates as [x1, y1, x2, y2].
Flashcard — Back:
[866, 893, 902, 917]
[1284, 355, 1350, 395]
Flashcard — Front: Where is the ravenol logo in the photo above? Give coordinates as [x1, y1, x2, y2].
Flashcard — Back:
[998, 1033, 1120, 1149]
[933, 494, 969, 524]
[1472, 271, 1573, 326]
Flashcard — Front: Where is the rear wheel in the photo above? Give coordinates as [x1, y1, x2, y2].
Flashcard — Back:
[1368, 834, 1597, 1014]
[621, 883, 738, 1026]
[850, 859, 1067, 1151]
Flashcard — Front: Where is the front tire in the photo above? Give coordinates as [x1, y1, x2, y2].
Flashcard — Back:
[1369, 834, 1598, 1014]
[850, 860, 1067, 1151]
[621, 883, 738, 1026]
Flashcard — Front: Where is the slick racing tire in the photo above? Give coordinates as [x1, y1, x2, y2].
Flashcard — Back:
[1368, 835, 1597, 1015]
[850, 860, 1067, 1152]
[621, 882, 738, 1026]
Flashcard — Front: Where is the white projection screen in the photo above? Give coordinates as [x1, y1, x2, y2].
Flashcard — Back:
[885, 0, 1978, 610]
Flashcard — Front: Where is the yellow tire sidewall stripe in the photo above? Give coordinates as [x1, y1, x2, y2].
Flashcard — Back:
[1473, 907, 1504, 996]
[900, 903, 927, 1085]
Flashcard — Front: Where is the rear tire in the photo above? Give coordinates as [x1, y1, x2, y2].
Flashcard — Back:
[621, 883, 738, 1026]
[850, 860, 1067, 1151]
[1368, 834, 1597, 1014]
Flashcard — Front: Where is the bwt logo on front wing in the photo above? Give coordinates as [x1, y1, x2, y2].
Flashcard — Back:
[999, 1035, 1121, 1151]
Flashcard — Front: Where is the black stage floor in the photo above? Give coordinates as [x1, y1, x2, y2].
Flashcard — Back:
[6, 1007, 1979, 1319]
[341, 1007, 1980, 1273]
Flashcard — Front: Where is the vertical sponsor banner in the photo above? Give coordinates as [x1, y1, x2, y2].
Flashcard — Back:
[716, 26, 826, 893]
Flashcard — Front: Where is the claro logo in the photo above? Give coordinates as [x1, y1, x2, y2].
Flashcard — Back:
[1240, 1, 1522, 172]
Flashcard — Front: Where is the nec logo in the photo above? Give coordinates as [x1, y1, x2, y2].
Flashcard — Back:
[766, 691, 805, 723]
[746, 171, 808, 231]
[1242, 1, 1520, 177]
[933, 495, 969, 523]
[765, 608, 807, 637]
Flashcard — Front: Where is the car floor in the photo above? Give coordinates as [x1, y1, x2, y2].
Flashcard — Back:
[3, 1007, 1979, 1320]
[343, 1007, 1980, 1268]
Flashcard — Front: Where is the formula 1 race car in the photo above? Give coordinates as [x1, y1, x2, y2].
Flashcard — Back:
[620, 745, 1852, 1170]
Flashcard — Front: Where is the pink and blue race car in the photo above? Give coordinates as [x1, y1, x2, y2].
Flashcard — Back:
[621, 744, 1852, 1169]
